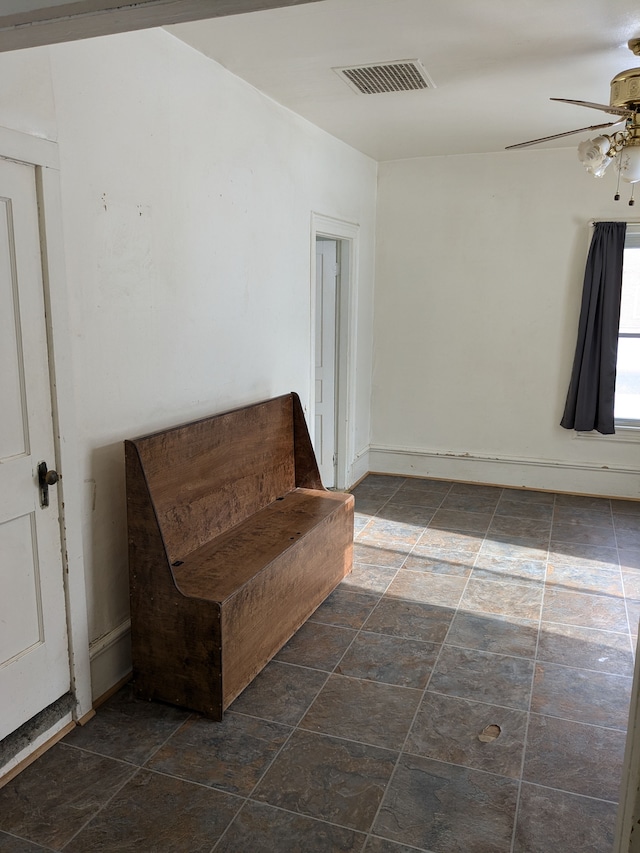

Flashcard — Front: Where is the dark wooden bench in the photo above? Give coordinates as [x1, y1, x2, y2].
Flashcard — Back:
[125, 392, 354, 719]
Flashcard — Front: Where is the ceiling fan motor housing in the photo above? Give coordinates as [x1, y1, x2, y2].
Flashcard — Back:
[611, 68, 640, 110]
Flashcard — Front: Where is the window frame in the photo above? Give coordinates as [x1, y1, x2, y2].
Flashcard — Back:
[614, 223, 640, 429]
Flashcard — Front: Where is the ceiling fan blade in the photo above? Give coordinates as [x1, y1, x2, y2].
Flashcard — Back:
[506, 120, 623, 150]
[550, 98, 632, 117]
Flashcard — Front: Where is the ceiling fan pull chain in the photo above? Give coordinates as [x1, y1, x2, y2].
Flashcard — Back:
[629, 184, 636, 206]
[615, 154, 622, 200]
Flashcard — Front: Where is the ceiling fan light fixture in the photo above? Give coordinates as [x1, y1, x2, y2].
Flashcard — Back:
[616, 143, 640, 183]
[578, 135, 613, 176]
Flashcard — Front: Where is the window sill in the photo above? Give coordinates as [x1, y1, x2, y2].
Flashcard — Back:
[575, 426, 640, 443]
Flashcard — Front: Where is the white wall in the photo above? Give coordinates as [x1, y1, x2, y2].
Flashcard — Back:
[0, 29, 377, 699]
[372, 148, 640, 497]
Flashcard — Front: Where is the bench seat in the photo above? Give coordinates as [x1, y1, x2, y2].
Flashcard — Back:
[126, 393, 354, 719]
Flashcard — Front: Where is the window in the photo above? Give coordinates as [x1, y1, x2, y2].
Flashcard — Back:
[615, 226, 640, 427]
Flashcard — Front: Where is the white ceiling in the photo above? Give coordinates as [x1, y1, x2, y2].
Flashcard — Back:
[167, 0, 640, 161]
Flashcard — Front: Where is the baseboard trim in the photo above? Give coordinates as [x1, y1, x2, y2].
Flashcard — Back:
[368, 445, 640, 498]
[89, 620, 132, 702]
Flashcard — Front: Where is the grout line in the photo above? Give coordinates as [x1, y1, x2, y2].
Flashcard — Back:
[509, 493, 554, 853]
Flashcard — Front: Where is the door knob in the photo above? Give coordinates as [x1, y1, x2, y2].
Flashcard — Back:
[38, 461, 60, 508]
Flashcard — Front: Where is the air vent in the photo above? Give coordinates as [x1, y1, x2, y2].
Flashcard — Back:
[334, 59, 435, 95]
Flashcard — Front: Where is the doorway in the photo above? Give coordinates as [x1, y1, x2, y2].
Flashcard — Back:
[311, 213, 359, 491]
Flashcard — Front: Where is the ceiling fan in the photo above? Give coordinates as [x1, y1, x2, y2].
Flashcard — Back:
[506, 38, 640, 202]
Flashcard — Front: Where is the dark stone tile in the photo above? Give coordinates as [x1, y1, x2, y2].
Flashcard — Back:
[545, 562, 624, 596]
[375, 503, 436, 526]
[551, 522, 617, 549]
[336, 631, 440, 689]
[357, 522, 423, 550]
[547, 541, 619, 569]
[364, 838, 428, 853]
[385, 570, 466, 608]
[623, 570, 640, 600]
[274, 621, 356, 671]
[531, 662, 631, 729]
[489, 515, 551, 544]
[354, 500, 386, 518]
[553, 505, 614, 528]
[310, 587, 380, 629]
[253, 730, 396, 832]
[414, 528, 483, 553]
[354, 512, 374, 534]
[617, 527, 640, 550]
[0, 835, 51, 852]
[397, 478, 452, 496]
[363, 598, 454, 643]
[620, 548, 640, 571]
[495, 499, 553, 522]
[523, 714, 625, 801]
[387, 491, 446, 509]
[612, 499, 640, 517]
[448, 483, 503, 499]
[228, 661, 328, 725]
[445, 611, 539, 659]
[300, 674, 421, 750]
[541, 587, 629, 632]
[514, 782, 617, 853]
[459, 578, 543, 620]
[402, 550, 474, 578]
[405, 692, 527, 778]
[471, 555, 546, 587]
[628, 599, 640, 636]
[64, 769, 239, 853]
[352, 477, 403, 502]
[215, 800, 366, 852]
[428, 508, 493, 534]
[341, 563, 398, 595]
[537, 622, 633, 675]
[62, 683, 190, 764]
[373, 753, 518, 852]
[145, 712, 290, 795]
[480, 537, 549, 562]
[440, 492, 501, 513]
[554, 494, 612, 512]
[0, 745, 135, 849]
[427, 646, 534, 710]
[500, 488, 555, 506]
[353, 542, 408, 569]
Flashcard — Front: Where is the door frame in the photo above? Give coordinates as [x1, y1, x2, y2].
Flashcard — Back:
[0, 127, 92, 754]
[310, 213, 359, 490]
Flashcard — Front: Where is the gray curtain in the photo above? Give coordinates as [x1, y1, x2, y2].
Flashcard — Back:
[560, 221, 626, 434]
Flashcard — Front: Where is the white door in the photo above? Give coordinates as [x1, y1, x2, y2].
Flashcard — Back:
[315, 238, 338, 487]
[0, 156, 70, 741]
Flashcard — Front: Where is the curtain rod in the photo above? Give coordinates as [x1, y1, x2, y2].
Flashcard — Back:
[589, 218, 640, 225]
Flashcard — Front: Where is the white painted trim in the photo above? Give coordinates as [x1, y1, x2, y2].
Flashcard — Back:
[0, 125, 58, 168]
[89, 619, 131, 661]
[347, 446, 370, 489]
[0, 129, 92, 735]
[89, 624, 132, 702]
[36, 164, 92, 722]
[310, 213, 360, 491]
[369, 444, 640, 498]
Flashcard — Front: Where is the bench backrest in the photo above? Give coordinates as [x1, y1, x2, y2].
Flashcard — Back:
[125, 393, 322, 562]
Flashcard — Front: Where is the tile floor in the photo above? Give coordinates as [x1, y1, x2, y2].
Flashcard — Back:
[1, 474, 640, 852]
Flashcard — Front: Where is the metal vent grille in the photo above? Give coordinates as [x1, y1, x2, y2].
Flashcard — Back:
[334, 59, 435, 94]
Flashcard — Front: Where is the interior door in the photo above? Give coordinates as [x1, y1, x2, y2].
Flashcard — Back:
[315, 238, 338, 488]
[0, 156, 70, 741]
